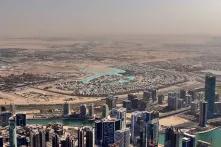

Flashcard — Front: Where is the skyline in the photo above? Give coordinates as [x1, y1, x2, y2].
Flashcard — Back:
[1, 0, 221, 37]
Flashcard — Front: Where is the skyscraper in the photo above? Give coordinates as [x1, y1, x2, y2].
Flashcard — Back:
[0, 111, 12, 127]
[63, 102, 71, 117]
[131, 111, 159, 147]
[52, 134, 60, 147]
[60, 136, 73, 147]
[16, 113, 26, 127]
[78, 126, 94, 147]
[182, 137, 191, 147]
[114, 128, 130, 147]
[106, 95, 118, 110]
[199, 100, 208, 127]
[183, 133, 196, 147]
[102, 120, 116, 147]
[88, 104, 94, 118]
[164, 127, 180, 147]
[101, 104, 109, 118]
[0, 136, 3, 147]
[9, 116, 17, 147]
[80, 104, 87, 118]
[205, 74, 216, 118]
[95, 120, 103, 145]
[110, 107, 127, 129]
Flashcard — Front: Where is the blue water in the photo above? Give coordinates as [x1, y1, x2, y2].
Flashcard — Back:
[81, 68, 134, 84]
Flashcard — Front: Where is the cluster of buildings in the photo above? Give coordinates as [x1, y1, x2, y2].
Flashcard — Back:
[55, 65, 187, 97]
[0, 73, 219, 147]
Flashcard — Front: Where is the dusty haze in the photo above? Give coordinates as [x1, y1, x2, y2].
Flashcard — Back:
[1, 0, 221, 37]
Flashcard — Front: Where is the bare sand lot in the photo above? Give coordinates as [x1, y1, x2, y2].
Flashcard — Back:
[0, 36, 220, 106]
[159, 115, 190, 127]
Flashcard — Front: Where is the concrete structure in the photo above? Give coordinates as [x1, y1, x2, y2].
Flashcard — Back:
[205, 74, 216, 118]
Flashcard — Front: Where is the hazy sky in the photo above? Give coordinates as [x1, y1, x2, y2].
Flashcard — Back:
[1, 0, 221, 37]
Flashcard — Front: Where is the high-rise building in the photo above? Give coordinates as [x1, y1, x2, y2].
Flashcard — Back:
[63, 102, 71, 117]
[128, 93, 137, 101]
[168, 92, 179, 110]
[10, 103, 16, 114]
[0, 111, 12, 127]
[95, 121, 103, 145]
[138, 100, 147, 111]
[101, 104, 109, 118]
[199, 100, 208, 127]
[16, 113, 26, 127]
[80, 104, 87, 118]
[102, 119, 116, 147]
[131, 98, 139, 109]
[183, 133, 196, 147]
[78, 126, 94, 147]
[122, 100, 132, 111]
[143, 91, 151, 102]
[39, 129, 46, 147]
[88, 104, 94, 118]
[180, 89, 186, 99]
[52, 133, 60, 147]
[114, 128, 130, 147]
[151, 89, 157, 102]
[164, 127, 180, 147]
[0, 136, 3, 147]
[9, 116, 17, 147]
[190, 101, 198, 114]
[158, 95, 164, 104]
[131, 111, 159, 147]
[106, 95, 118, 110]
[205, 74, 216, 118]
[110, 108, 127, 129]
[30, 130, 42, 147]
[60, 136, 73, 147]
[182, 137, 191, 147]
